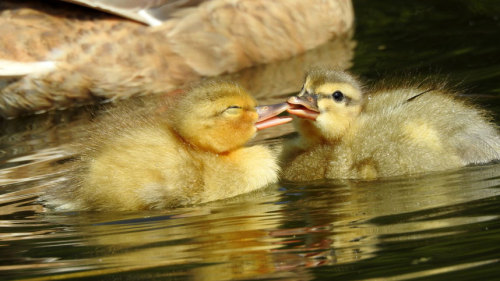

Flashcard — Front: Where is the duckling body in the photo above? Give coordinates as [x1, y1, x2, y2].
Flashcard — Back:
[56, 82, 290, 211]
[282, 70, 500, 181]
[80, 124, 277, 210]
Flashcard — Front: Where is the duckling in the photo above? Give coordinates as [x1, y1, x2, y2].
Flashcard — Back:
[0, 0, 354, 118]
[282, 69, 500, 180]
[54, 81, 291, 211]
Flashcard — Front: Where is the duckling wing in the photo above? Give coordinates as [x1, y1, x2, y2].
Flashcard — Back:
[454, 127, 500, 165]
[410, 91, 500, 165]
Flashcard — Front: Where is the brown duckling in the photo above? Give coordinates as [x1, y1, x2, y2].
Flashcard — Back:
[0, 0, 354, 118]
[52, 81, 291, 211]
[282, 69, 500, 180]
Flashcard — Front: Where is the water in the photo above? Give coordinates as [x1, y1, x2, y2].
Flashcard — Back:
[2, 0, 500, 280]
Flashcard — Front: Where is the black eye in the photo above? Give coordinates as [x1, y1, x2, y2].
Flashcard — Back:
[332, 91, 344, 102]
[227, 105, 241, 109]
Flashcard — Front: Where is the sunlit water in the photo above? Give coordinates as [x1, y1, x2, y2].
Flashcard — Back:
[2, 1, 500, 280]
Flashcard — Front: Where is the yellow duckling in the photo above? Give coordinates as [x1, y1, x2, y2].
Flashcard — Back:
[282, 69, 500, 180]
[55, 82, 291, 211]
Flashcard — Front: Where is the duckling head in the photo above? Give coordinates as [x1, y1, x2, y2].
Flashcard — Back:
[166, 81, 290, 153]
[287, 69, 363, 142]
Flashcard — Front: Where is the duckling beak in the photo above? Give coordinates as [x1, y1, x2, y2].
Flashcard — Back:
[255, 103, 293, 130]
[286, 94, 319, 120]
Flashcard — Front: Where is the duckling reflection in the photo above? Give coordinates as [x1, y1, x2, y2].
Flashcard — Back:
[282, 69, 500, 180]
[41, 192, 314, 281]
[65, 166, 500, 280]
[51, 81, 291, 211]
[276, 164, 500, 268]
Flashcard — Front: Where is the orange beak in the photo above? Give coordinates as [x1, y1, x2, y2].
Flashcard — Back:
[286, 94, 319, 121]
[255, 103, 293, 130]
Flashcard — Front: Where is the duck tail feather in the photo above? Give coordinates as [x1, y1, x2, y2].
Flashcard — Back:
[0, 60, 56, 78]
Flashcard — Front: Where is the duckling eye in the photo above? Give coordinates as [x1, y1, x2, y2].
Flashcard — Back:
[223, 105, 242, 115]
[332, 91, 344, 102]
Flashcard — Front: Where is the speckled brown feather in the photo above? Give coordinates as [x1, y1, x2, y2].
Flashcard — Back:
[0, 0, 354, 118]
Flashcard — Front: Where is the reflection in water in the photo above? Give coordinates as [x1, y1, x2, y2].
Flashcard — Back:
[4, 163, 499, 280]
[281, 164, 500, 266]
[18, 167, 500, 279]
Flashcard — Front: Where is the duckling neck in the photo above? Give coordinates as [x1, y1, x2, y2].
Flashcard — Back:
[163, 123, 197, 150]
[167, 123, 247, 157]
[329, 121, 360, 147]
